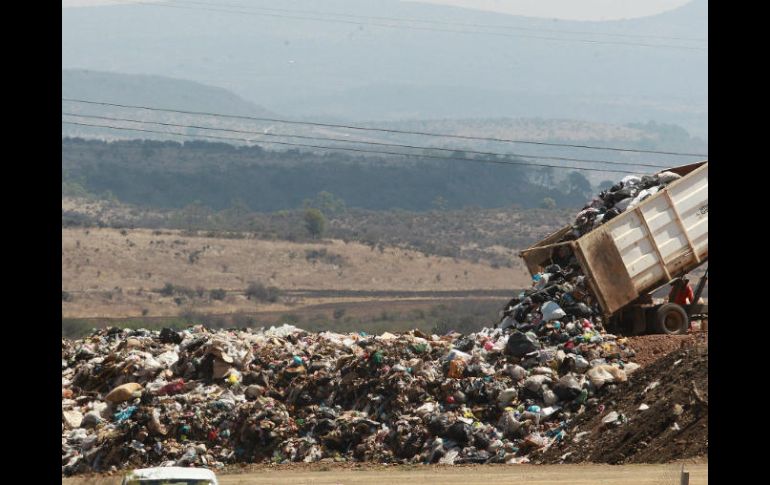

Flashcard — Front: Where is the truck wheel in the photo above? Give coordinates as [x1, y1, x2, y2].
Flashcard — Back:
[654, 303, 689, 335]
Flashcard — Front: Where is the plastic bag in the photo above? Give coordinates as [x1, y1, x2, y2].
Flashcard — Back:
[505, 331, 539, 357]
[621, 175, 641, 186]
[587, 365, 627, 388]
[497, 388, 518, 404]
[541, 301, 566, 322]
[543, 389, 558, 406]
[524, 374, 552, 393]
[656, 171, 682, 184]
[586, 366, 614, 388]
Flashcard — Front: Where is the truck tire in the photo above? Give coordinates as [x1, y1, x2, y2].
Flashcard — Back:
[654, 303, 689, 335]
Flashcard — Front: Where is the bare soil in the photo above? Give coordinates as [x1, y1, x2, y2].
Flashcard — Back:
[626, 332, 708, 368]
[538, 343, 708, 465]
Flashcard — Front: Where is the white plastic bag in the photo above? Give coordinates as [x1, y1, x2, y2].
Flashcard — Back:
[621, 175, 642, 186]
[541, 301, 566, 322]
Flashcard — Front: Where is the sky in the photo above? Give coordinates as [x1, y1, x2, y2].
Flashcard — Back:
[62, 0, 695, 21]
[405, 0, 693, 20]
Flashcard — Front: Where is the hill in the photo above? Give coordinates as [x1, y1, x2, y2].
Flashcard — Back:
[61, 227, 531, 326]
[60, 199, 574, 331]
[62, 69, 276, 139]
[62, 69, 275, 117]
[62, 0, 708, 136]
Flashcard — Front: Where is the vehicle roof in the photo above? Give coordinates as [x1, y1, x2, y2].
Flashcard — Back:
[126, 467, 216, 480]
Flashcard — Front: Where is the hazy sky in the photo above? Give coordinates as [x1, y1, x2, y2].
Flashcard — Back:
[62, 0, 695, 21]
[406, 1, 693, 20]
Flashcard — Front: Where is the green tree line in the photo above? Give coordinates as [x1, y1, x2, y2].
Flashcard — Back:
[62, 138, 593, 211]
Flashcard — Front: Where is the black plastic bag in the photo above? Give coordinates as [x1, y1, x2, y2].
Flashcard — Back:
[505, 331, 540, 357]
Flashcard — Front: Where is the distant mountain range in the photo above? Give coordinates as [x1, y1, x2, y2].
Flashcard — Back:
[62, 0, 708, 137]
[62, 69, 275, 117]
[62, 67, 707, 188]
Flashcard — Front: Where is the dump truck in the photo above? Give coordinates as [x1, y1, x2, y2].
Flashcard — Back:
[519, 161, 708, 335]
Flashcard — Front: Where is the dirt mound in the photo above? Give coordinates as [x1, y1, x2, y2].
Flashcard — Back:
[626, 332, 708, 368]
[537, 344, 707, 464]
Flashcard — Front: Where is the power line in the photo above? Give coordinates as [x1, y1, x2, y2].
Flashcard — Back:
[62, 98, 708, 157]
[103, 0, 706, 51]
[61, 120, 647, 174]
[169, 0, 708, 44]
[62, 112, 673, 169]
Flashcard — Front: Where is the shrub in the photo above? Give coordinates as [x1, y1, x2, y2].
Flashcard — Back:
[303, 208, 326, 238]
[280, 313, 301, 324]
[158, 283, 196, 299]
[540, 197, 557, 209]
[62, 319, 94, 338]
[159, 283, 175, 296]
[305, 248, 346, 266]
[245, 281, 281, 302]
[175, 286, 197, 299]
[232, 312, 257, 328]
[210, 288, 227, 300]
[188, 250, 203, 264]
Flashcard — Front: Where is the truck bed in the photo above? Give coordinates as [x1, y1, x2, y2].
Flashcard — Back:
[521, 161, 708, 317]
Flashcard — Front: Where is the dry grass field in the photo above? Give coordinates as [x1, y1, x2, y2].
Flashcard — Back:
[62, 228, 530, 319]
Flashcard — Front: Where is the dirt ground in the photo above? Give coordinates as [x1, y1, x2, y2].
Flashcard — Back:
[626, 331, 708, 368]
[62, 462, 707, 485]
[539, 344, 708, 465]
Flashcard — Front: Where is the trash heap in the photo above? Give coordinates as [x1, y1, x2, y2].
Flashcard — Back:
[62, 318, 640, 475]
[62, 169, 675, 475]
[570, 171, 682, 238]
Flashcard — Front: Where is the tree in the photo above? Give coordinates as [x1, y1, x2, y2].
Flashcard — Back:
[534, 166, 555, 188]
[228, 198, 251, 217]
[567, 171, 592, 198]
[431, 196, 448, 211]
[62, 180, 91, 199]
[304, 208, 326, 238]
[180, 201, 210, 231]
[100, 190, 118, 203]
[540, 197, 557, 209]
[218, 198, 251, 230]
[598, 180, 615, 192]
[303, 191, 346, 216]
[245, 281, 280, 302]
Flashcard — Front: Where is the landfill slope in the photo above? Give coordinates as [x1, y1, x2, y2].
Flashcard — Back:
[62, 322, 640, 475]
[626, 333, 707, 368]
[537, 344, 708, 464]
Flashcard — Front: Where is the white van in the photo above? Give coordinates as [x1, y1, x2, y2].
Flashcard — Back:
[121, 467, 218, 485]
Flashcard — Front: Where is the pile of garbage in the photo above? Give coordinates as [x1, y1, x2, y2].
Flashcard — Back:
[62, 318, 640, 475]
[570, 171, 682, 238]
